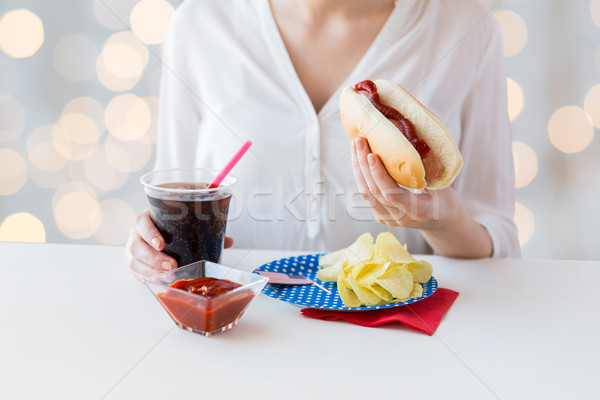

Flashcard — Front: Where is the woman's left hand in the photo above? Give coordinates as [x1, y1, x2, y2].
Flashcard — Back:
[351, 136, 459, 229]
[350, 136, 493, 258]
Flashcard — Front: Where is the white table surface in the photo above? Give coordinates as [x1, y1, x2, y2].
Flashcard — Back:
[1, 242, 599, 400]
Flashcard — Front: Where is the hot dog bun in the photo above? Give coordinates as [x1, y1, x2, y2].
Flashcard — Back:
[340, 79, 462, 190]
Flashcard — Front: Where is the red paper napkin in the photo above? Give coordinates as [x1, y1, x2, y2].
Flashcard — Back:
[301, 288, 458, 336]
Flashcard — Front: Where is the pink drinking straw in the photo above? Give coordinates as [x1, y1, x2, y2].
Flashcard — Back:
[207, 140, 253, 189]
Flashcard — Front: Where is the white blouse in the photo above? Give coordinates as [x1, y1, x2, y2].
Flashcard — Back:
[155, 0, 521, 257]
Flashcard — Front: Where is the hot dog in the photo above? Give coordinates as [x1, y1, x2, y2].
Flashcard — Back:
[340, 79, 463, 190]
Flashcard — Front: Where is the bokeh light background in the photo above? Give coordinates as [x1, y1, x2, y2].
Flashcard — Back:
[0, 0, 599, 259]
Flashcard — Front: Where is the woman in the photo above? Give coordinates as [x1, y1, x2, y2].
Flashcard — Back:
[127, 0, 520, 280]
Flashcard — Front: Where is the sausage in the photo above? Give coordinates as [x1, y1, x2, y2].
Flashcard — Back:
[389, 119, 443, 181]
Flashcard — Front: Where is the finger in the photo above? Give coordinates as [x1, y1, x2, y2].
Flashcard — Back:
[351, 138, 373, 204]
[135, 208, 165, 251]
[354, 137, 380, 195]
[355, 138, 396, 216]
[224, 236, 234, 249]
[365, 152, 416, 224]
[366, 152, 435, 222]
[352, 138, 397, 219]
[128, 257, 165, 282]
[367, 153, 410, 205]
[127, 229, 176, 271]
[352, 139, 391, 215]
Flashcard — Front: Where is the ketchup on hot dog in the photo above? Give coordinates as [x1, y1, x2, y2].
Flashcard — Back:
[354, 80, 442, 181]
[354, 80, 430, 158]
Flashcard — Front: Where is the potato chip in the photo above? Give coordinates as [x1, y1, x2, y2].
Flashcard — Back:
[375, 232, 415, 263]
[318, 248, 348, 267]
[337, 273, 361, 308]
[370, 252, 388, 266]
[409, 282, 423, 299]
[347, 274, 383, 306]
[318, 232, 434, 307]
[350, 260, 388, 283]
[346, 232, 374, 264]
[405, 260, 433, 283]
[367, 282, 393, 302]
[316, 260, 344, 282]
[375, 263, 414, 300]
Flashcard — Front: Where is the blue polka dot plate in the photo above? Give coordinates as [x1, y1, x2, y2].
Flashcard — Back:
[253, 253, 438, 311]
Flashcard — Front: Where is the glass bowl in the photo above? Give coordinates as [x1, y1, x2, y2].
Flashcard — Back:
[145, 261, 268, 336]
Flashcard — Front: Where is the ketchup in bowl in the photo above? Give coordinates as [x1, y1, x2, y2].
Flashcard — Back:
[145, 261, 268, 336]
[158, 278, 254, 334]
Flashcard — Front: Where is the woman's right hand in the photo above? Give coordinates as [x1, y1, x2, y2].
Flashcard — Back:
[126, 209, 235, 281]
[126, 208, 177, 281]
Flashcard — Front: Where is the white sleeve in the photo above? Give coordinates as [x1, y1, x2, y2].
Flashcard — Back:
[154, 6, 202, 170]
[453, 14, 521, 258]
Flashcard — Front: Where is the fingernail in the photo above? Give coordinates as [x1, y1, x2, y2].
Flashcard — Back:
[356, 138, 364, 151]
[151, 237, 161, 249]
[161, 260, 173, 271]
[368, 154, 376, 166]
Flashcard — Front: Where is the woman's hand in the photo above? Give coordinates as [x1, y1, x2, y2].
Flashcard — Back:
[126, 209, 234, 281]
[350, 136, 492, 258]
